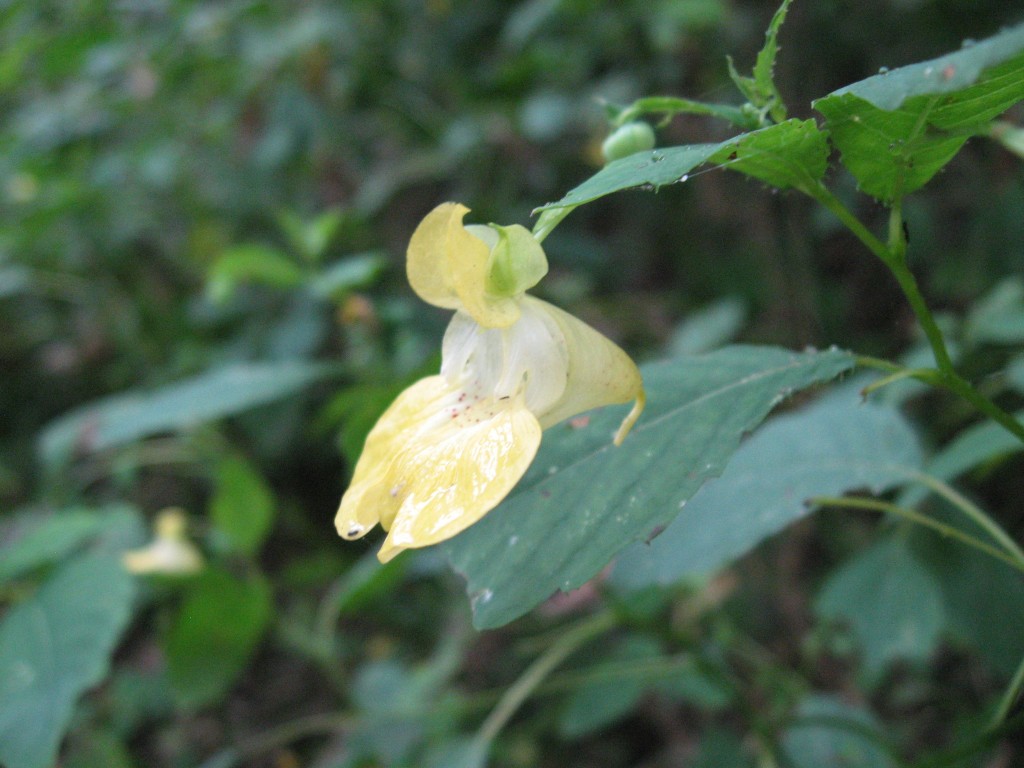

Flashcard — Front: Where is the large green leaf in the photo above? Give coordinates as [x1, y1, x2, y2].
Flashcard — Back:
[814, 23, 1024, 201]
[815, 537, 945, 681]
[611, 394, 920, 589]
[444, 346, 854, 629]
[39, 360, 335, 464]
[165, 568, 272, 708]
[0, 554, 136, 768]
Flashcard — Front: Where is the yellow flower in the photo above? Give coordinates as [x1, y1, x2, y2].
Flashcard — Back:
[335, 203, 645, 562]
[123, 508, 204, 575]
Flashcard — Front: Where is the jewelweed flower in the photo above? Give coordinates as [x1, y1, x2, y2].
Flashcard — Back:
[123, 508, 203, 575]
[336, 203, 645, 562]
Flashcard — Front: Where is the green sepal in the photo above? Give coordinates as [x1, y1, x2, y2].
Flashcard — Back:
[485, 224, 548, 298]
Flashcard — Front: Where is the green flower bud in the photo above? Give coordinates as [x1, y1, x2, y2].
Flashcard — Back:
[601, 121, 656, 163]
[485, 224, 549, 298]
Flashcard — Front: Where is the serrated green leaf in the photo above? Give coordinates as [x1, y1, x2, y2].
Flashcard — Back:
[611, 395, 920, 590]
[0, 554, 136, 768]
[533, 119, 829, 231]
[39, 360, 335, 464]
[814, 23, 1024, 201]
[209, 455, 275, 556]
[165, 568, 272, 708]
[444, 346, 855, 629]
[728, 0, 792, 121]
[207, 244, 305, 301]
[815, 537, 945, 680]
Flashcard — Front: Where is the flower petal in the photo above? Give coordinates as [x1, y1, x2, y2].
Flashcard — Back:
[335, 376, 456, 540]
[407, 202, 520, 328]
[376, 401, 542, 562]
[523, 296, 645, 443]
[406, 202, 470, 310]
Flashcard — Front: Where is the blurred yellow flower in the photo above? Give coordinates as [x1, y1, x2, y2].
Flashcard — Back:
[335, 203, 645, 562]
[123, 508, 203, 575]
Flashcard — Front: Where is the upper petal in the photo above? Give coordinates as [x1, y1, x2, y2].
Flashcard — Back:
[407, 203, 521, 328]
[376, 400, 542, 562]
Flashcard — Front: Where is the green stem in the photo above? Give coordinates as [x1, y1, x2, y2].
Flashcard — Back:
[809, 184, 1024, 446]
[474, 611, 616, 749]
[906, 471, 1024, 567]
[991, 653, 1024, 729]
[810, 496, 1024, 574]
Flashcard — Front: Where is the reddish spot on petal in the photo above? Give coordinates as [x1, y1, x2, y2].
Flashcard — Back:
[942, 64, 955, 80]
[570, 415, 590, 429]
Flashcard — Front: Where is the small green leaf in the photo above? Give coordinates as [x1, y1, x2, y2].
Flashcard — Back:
[728, 0, 792, 122]
[611, 394, 920, 590]
[277, 208, 344, 263]
[165, 568, 272, 708]
[814, 23, 1024, 201]
[209, 455, 275, 556]
[815, 537, 945, 680]
[559, 636, 662, 737]
[308, 251, 386, 299]
[444, 346, 855, 629]
[40, 360, 335, 464]
[207, 244, 305, 301]
[0, 554, 136, 768]
[782, 695, 896, 768]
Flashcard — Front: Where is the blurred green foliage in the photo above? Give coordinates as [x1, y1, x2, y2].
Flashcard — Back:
[2, 1, 1024, 767]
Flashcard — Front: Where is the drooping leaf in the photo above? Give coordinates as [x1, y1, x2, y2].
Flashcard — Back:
[815, 537, 945, 680]
[0, 554, 136, 768]
[813, 23, 1024, 201]
[165, 568, 272, 708]
[610, 394, 921, 590]
[208, 455, 275, 556]
[534, 119, 828, 219]
[309, 251, 387, 299]
[444, 345, 855, 629]
[40, 360, 335, 464]
[782, 695, 897, 768]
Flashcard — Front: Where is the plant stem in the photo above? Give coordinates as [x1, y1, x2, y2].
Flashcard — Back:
[810, 496, 1024, 574]
[474, 610, 616, 749]
[808, 184, 1024, 446]
[907, 471, 1024, 567]
[991, 653, 1024, 728]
